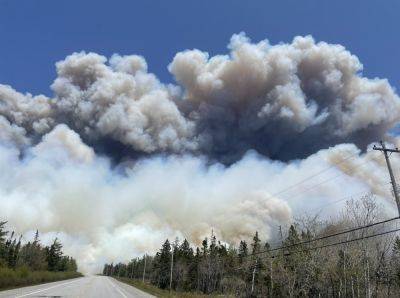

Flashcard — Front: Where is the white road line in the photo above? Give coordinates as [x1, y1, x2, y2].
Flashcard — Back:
[15, 278, 82, 298]
[107, 278, 128, 298]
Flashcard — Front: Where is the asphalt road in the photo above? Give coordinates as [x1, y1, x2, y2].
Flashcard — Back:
[0, 276, 155, 298]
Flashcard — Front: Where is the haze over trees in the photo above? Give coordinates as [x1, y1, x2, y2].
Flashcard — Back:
[0, 222, 80, 289]
[104, 195, 400, 297]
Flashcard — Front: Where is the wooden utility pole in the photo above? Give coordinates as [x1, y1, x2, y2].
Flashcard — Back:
[142, 254, 147, 283]
[373, 141, 400, 216]
[251, 259, 258, 294]
[279, 225, 284, 257]
[270, 258, 273, 296]
[169, 250, 174, 291]
[130, 261, 134, 279]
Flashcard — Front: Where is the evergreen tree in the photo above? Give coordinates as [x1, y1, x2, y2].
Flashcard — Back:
[187, 247, 201, 290]
[46, 238, 63, 271]
[3, 232, 21, 269]
[0, 221, 7, 266]
[238, 240, 248, 263]
[251, 231, 261, 255]
[155, 239, 172, 289]
[18, 230, 47, 270]
[0, 221, 7, 243]
[286, 225, 300, 247]
[210, 233, 217, 256]
[0, 221, 77, 275]
[201, 238, 208, 256]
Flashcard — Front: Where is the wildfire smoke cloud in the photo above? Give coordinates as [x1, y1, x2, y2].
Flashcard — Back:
[0, 33, 399, 272]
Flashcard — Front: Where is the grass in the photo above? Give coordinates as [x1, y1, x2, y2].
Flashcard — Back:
[0, 266, 82, 290]
[115, 277, 221, 297]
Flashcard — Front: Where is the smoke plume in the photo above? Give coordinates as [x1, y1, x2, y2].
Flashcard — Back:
[0, 33, 399, 272]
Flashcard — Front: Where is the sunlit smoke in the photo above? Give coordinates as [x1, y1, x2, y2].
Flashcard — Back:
[0, 33, 399, 273]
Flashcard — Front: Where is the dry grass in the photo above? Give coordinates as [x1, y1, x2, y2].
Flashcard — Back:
[0, 266, 82, 290]
[115, 277, 225, 297]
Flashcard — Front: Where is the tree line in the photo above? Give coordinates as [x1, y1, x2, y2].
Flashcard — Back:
[0, 221, 78, 274]
[103, 195, 400, 297]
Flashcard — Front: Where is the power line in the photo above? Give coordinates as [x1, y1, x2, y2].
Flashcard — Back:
[266, 184, 394, 248]
[285, 158, 377, 201]
[301, 181, 393, 215]
[277, 226, 400, 258]
[270, 152, 359, 199]
[303, 190, 371, 214]
[267, 190, 375, 248]
[242, 216, 399, 259]
[265, 186, 393, 249]
[269, 156, 374, 206]
[236, 225, 400, 270]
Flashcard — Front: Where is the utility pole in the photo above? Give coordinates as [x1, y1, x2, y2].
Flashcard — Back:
[279, 225, 284, 257]
[169, 249, 174, 291]
[278, 225, 283, 245]
[373, 140, 400, 216]
[130, 261, 134, 279]
[142, 254, 147, 283]
[251, 259, 258, 294]
[270, 258, 273, 296]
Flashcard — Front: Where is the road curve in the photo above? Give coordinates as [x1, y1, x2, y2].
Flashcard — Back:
[0, 275, 155, 298]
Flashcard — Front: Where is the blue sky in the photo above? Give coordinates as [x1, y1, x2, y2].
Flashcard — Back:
[0, 0, 399, 96]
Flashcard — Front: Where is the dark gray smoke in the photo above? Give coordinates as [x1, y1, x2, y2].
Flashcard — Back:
[0, 33, 398, 162]
[169, 34, 399, 161]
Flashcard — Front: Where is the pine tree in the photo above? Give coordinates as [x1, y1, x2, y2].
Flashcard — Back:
[155, 239, 172, 289]
[0, 221, 7, 243]
[46, 238, 63, 271]
[201, 238, 208, 257]
[18, 230, 47, 270]
[238, 240, 248, 263]
[179, 239, 194, 260]
[251, 231, 261, 255]
[286, 225, 300, 247]
[187, 247, 201, 290]
[30, 230, 47, 270]
[210, 233, 217, 256]
[0, 221, 7, 266]
[4, 232, 21, 269]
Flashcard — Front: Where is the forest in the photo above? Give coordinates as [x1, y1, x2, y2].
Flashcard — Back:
[0, 221, 81, 289]
[103, 195, 400, 297]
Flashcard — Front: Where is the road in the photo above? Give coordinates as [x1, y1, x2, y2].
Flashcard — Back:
[0, 276, 155, 298]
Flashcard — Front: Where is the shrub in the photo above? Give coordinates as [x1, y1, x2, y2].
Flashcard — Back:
[0, 267, 82, 290]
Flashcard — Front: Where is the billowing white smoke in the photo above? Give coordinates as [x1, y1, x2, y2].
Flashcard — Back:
[0, 127, 398, 273]
[0, 126, 292, 272]
[0, 33, 399, 273]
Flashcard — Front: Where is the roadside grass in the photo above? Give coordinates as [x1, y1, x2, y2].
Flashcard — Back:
[116, 277, 223, 297]
[0, 266, 82, 290]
